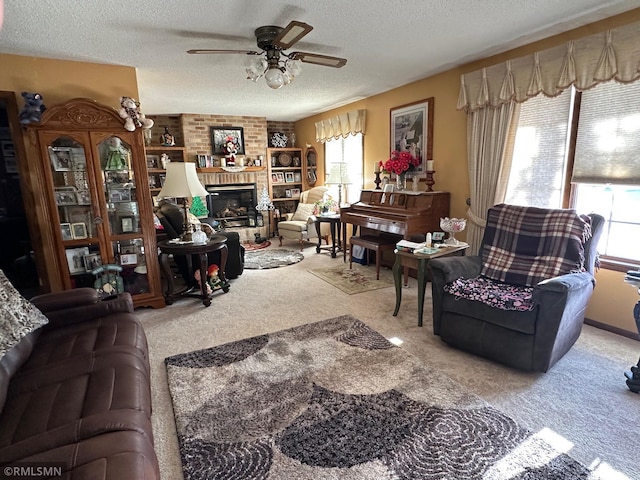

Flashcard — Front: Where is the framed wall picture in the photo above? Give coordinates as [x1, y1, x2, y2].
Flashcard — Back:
[390, 97, 434, 174]
[65, 247, 89, 275]
[210, 126, 245, 155]
[71, 222, 88, 239]
[285, 172, 294, 183]
[60, 223, 73, 241]
[83, 253, 102, 272]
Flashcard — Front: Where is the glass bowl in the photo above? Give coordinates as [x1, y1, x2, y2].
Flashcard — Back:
[439, 217, 466, 245]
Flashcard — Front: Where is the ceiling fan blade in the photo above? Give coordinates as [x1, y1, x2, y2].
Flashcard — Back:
[273, 21, 313, 50]
[290, 52, 347, 68]
[187, 49, 259, 55]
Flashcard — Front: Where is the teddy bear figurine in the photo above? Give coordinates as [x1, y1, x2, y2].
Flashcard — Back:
[118, 96, 154, 132]
[19, 92, 46, 125]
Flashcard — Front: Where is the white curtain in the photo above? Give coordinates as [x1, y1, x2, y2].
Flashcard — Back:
[466, 102, 518, 254]
[315, 109, 366, 143]
[458, 21, 640, 113]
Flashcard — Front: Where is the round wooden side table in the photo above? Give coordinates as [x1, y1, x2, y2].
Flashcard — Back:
[158, 235, 230, 307]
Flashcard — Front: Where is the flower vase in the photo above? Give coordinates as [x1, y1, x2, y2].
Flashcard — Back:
[395, 174, 406, 191]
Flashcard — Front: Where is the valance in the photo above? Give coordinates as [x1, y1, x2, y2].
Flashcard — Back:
[458, 20, 640, 112]
[315, 109, 366, 143]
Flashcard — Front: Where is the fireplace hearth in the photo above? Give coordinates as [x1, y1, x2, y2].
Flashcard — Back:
[205, 183, 257, 228]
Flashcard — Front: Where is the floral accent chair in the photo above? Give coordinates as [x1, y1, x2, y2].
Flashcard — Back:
[429, 204, 604, 372]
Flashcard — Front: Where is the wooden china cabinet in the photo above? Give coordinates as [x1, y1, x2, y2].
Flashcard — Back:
[24, 98, 164, 308]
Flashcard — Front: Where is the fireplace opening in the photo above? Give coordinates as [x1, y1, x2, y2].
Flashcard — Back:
[205, 183, 257, 227]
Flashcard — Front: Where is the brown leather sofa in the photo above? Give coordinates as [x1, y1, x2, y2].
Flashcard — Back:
[0, 287, 159, 479]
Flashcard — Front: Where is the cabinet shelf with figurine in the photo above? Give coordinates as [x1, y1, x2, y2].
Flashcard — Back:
[144, 145, 186, 203]
[24, 98, 164, 308]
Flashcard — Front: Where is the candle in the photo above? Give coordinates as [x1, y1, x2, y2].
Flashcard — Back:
[374, 162, 380, 173]
[427, 160, 434, 171]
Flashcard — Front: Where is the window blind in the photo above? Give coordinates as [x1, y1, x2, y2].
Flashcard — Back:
[572, 80, 640, 185]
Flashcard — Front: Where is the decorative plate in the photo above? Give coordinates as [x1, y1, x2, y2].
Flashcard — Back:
[271, 132, 288, 148]
[278, 153, 292, 167]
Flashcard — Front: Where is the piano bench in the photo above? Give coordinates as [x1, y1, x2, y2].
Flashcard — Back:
[349, 235, 397, 280]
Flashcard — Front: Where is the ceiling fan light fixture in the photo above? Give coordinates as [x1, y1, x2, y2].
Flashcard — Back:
[285, 58, 303, 77]
[265, 67, 285, 89]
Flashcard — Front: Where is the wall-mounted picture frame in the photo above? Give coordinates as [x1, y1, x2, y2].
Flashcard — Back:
[275, 172, 285, 183]
[60, 223, 73, 241]
[83, 253, 102, 272]
[109, 188, 131, 203]
[390, 97, 434, 174]
[285, 172, 295, 183]
[210, 126, 245, 156]
[55, 190, 77, 206]
[71, 222, 88, 239]
[49, 147, 73, 171]
[121, 216, 134, 233]
[65, 247, 89, 275]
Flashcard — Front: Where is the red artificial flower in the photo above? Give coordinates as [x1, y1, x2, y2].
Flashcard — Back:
[379, 150, 419, 176]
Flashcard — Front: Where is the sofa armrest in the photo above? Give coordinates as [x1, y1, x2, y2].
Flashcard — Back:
[534, 272, 596, 295]
[31, 290, 134, 328]
[429, 255, 482, 284]
[31, 288, 100, 312]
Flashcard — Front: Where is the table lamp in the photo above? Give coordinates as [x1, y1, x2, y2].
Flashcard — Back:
[326, 162, 351, 207]
[158, 162, 208, 242]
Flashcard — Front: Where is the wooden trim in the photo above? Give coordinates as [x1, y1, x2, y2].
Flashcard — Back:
[584, 317, 640, 341]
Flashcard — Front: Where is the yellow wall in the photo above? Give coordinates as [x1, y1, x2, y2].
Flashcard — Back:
[0, 53, 139, 109]
[295, 8, 640, 335]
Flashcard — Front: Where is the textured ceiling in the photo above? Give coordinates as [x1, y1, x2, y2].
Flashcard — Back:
[1, 1, 639, 121]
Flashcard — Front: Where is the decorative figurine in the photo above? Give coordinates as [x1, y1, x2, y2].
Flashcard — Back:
[103, 137, 128, 170]
[222, 135, 238, 166]
[19, 92, 46, 124]
[160, 127, 175, 146]
[118, 96, 153, 132]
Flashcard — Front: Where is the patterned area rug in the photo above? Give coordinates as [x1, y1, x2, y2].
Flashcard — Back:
[308, 264, 394, 294]
[165, 316, 594, 480]
[244, 248, 303, 269]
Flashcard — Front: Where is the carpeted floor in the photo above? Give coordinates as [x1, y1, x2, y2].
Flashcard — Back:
[308, 264, 395, 294]
[165, 315, 596, 479]
[136, 243, 640, 480]
[243, 248, 304, 269]
[243, 241, 271, 251]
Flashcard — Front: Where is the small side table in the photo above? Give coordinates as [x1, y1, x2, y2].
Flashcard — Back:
[158, 235, 230, 307]
[393, 244, 468, 327]
[315, 214, 342, 258]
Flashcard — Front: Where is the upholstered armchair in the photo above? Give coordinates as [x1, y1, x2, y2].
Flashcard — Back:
[278, 186, 330, 251]
[430, 204, 604, 372]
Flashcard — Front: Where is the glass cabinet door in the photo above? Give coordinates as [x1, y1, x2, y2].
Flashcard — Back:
[98, 135, 150, 296]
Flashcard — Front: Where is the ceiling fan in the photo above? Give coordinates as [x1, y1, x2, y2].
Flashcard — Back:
[187, 20, 347, 89]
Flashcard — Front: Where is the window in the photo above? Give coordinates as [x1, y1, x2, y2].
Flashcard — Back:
[324, 133, 363, 205]
[505, 81, 640, 268]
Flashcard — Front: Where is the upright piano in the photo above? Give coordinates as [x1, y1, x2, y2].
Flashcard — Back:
[340, 189, 450, 260]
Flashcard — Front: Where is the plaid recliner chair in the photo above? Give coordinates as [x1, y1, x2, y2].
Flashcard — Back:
[430, 204, 604, 372]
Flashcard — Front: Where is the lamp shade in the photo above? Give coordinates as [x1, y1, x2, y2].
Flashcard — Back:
[158, 162, 208, 198]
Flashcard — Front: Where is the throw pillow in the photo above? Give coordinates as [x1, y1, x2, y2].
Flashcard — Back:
[0, 270, 48, 358]
[291, 203, 316, 222]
